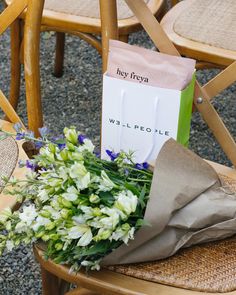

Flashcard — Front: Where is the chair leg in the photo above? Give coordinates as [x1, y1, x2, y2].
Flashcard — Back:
[99, 0, 119, 72]
[54, 32, 65, 78]
[119, 34, 129, 43]
[9, 18, 22, 110]
[41, 266, 61, 295]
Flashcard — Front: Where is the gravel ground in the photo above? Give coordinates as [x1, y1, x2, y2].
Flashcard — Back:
[0, 2, 236, 294]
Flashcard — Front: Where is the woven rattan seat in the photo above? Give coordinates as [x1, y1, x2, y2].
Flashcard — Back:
[0, 134, 18, 193]
[173, 0, 236, 51]
[107, 175, 236, 293]
[44, 0, 149, 20]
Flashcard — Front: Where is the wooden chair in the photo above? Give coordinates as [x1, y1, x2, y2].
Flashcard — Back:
[5, 0, 166, 135]
[33, 1, 236, 294]
[0, 0, 42, 211]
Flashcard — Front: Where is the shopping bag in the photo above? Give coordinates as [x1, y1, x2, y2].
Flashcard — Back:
[101, 41, 196, 164]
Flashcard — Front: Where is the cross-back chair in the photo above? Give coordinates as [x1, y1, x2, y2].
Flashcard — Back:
[0, 0, 43, 212]
[5, 0, 166, 135]
[34, 1, 236, 294]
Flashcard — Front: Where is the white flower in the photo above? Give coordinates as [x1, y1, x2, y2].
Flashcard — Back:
[67, 225, 92, 242]
[77, 229, 93, 246]
[69, 163, 90, 190]
[15, 221, 28, 233]
[32, 216, 51, 231]
[70, 163, 85, 178]
[37, 189, 49, 202]
[48, 178, 62, 188]
[6, 240, 14, 252]
[78, 139, 95, 153]
[81, 260, 101, 271]
[98, 171, 115, 192]
[62, 186, 79, 202]
[75, 172, 90, 191]
[19, 204, 37, 226]
[100, 207, 121, 229]
[93, 228, 112, 241]
[42, 205, 61, 220]
[72, 215, 87, 224]
[0, 208, 12, 223]
[58, 166, 69, 181]
[111, 224, 135, 244]
[114, 190, 138, 216]
[40, 146, 55, 162]
[64, 127, 78, 144]
[80, 206, 93, 220]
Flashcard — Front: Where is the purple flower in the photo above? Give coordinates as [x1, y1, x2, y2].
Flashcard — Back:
[94, 151, 101, 158]
[13, 123, 23, 133]
[106, 150, 120, 161]
[39, 126, 50, 138]
[52, 135, 66, 150]
[15, 132, 25, 140]
[35, 140, 44, 149]
[78, 134, 87, 144]
[18, 160, 25, 168]
[58, 143, 66, 150]
[26, 130, 34, 139]
[135, 162, 149, 170]
[124, 168, 129, 176]
[26, 160, 37, 171]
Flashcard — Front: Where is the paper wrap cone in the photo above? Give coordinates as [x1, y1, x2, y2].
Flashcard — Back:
[102, 139, 236, 265]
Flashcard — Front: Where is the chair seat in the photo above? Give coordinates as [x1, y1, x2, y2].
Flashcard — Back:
[173, 0, 236, 52]
[107, 173, 236, 293]
[161, 0, 236, 65]
[0, 120, 28, 211]
[44, 0, 149, 20]
[108, 237, 236, 293]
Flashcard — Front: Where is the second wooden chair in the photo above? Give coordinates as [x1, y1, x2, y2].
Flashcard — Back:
[5, 0, 166, 135]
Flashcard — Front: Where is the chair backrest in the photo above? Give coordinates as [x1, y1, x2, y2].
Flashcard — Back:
[0, 0, 44, 127]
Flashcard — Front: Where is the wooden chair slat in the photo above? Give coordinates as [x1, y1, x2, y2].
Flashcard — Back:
[0, 0, 27, 35]
[125, 0, 179, 56]
[0, 90, 25, 127]
[203, 61, 236, 99]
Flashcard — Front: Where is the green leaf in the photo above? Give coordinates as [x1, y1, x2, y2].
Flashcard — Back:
[124, 182, 140, 196]
[98, 191, 115, 206]
[138, 184, 148, 209]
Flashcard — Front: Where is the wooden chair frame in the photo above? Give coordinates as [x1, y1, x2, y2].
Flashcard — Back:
[7, 0, 45, 136]
[0, 0, 38, 211]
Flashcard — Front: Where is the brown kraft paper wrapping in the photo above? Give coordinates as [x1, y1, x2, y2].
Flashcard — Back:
[102, 139, 236, 265]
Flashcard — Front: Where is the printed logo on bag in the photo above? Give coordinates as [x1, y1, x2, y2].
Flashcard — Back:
[108, 118, 170, 136]
[116, 68, 149, 84]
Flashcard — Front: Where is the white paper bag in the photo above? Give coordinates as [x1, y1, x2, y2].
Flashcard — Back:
[101, 73, 195, 164]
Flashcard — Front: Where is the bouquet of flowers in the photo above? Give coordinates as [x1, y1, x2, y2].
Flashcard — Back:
[0, 125, 152, 271]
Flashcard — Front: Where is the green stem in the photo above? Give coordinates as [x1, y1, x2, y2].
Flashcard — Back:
[127, 177, 152, 183]
[123, 165, 152, 177]
[0, 129, 48, 144]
